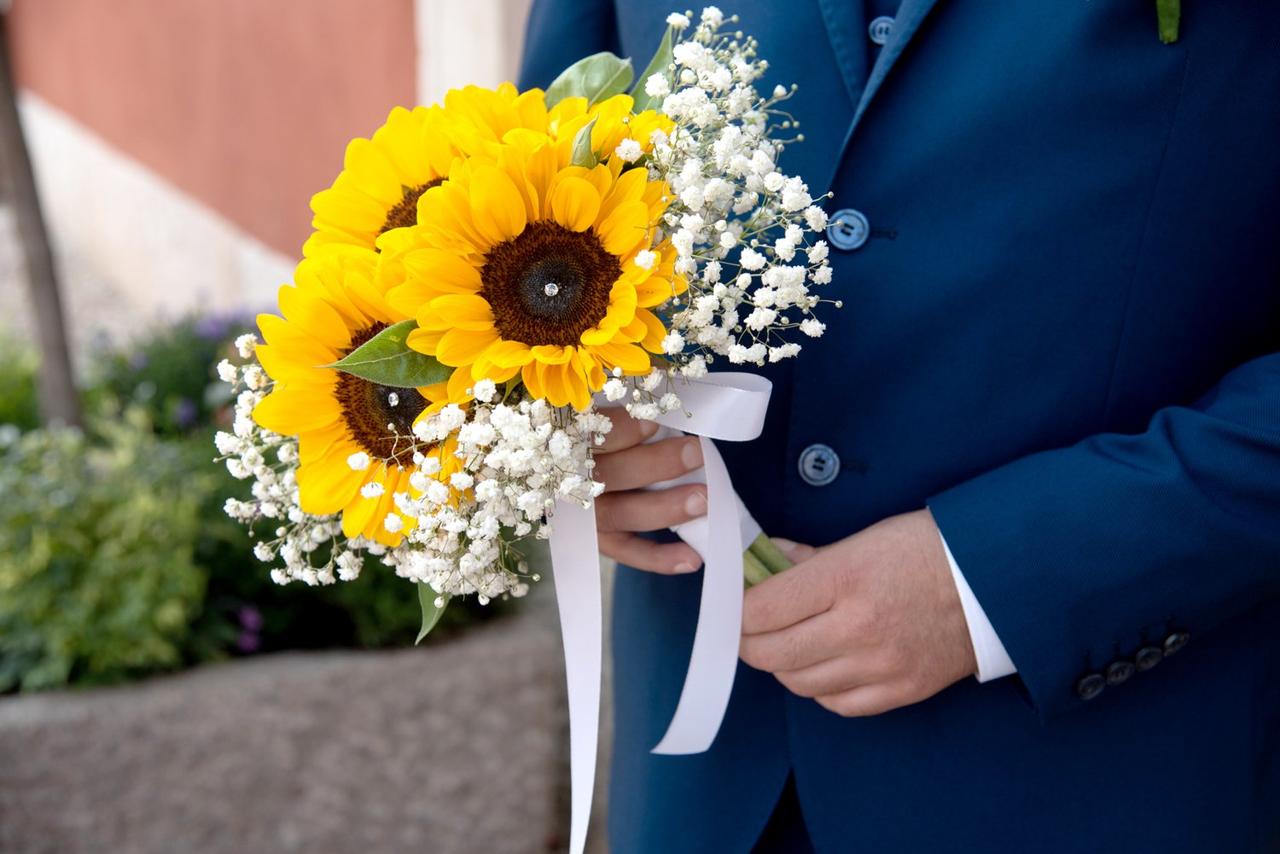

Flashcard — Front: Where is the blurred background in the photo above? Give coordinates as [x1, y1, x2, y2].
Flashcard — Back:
[0, 2, 615, 852]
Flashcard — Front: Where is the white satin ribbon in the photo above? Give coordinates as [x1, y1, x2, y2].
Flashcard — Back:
[549, 495, 602, 854]
[547, 372, 772, 854]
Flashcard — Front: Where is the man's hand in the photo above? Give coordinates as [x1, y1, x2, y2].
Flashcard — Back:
[592, 408, 706, 574]
[740, 510, 977, 717]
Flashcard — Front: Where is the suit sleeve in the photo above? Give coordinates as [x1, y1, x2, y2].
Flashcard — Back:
[927, 350, 1280, 719]
[517, 0, 621, 90]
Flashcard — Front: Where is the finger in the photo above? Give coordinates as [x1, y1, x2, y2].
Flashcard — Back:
[596, 408, 660, 452]
[593, 436, 702, 493]
[741, 558, 837, 635]
[740, 610, 846, 673]
[598, 531, 702, 574]
[771, 538, 818, 563]
[596, 485, 707, 533]
[774, 654, 883, 699]
[816, 682, 910, 718]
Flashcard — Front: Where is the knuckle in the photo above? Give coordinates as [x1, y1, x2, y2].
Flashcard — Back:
[594, 497, 619, 532]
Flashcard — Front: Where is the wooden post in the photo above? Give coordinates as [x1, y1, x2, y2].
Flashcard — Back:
[0, 11, 81, 427]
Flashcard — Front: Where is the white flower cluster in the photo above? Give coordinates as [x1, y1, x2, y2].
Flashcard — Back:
[384, 388, 611, 604]
[216, 339, 611, 601]
[214, 341, 380, 587]
[641, 7, 836, 391]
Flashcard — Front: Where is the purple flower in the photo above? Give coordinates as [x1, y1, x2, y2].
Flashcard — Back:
[237, 605, 264, 632]
[128, 351, 149, 371]
[235, 631, 261, 654]
[173, 397, 198, 429]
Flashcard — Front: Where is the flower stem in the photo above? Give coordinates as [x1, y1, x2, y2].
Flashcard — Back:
[743, 549, 772, 587]
[749, 532, 792, 575]
[743, 532, 794, 587]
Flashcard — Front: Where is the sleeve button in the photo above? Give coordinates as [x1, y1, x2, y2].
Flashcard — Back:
[1135, 645, 1164, 671]
[1162, 631, 1190, 657]
[1105, 660, 1135, 686]
[1076, 672, 1106, 701]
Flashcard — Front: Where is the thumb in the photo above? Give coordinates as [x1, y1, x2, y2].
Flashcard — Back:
[770, 537, 819, 564]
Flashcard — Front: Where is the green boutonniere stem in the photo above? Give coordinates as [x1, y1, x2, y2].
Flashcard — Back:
[1157, 0, 1181, 44]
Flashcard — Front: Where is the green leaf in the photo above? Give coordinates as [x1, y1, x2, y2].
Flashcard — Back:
[571, 117, 599, 168]
[415, 584, 449, 644]
[630, 24, 675, 113]
[327, 319, 450, 388]
[1156, 0, 1180, 43]
[545, 52, 634, 108]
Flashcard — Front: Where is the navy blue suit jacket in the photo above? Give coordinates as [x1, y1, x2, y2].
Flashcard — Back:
[520, 2, 1280, 851]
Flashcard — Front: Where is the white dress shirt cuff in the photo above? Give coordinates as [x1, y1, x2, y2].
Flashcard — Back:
[940, 533, 1017, 682]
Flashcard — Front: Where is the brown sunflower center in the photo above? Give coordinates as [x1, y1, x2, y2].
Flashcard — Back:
[378, 180, 441, 236]
[479, 221, 621, 347]
[335, 322, 429, 465]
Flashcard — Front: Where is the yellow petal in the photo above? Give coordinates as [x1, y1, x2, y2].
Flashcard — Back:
[634, 274, 680, 307]
[423, 294, 495, 332]
[298, 441, 368, 516]
[559, 358, 591, 411]
[594, 340, 651, 374]
[530, 344, 575, 365]
[549, 176, 602, 232]
[632, 308, 668, 352]
[340, 469, 383, 538]
[596, 200, 651, 257]
[596, 165, 649, 225]
[436, 327, 501, 366]
[253, 386, 338, 435]
[401, 249, 484, 292]
[482, 339, 535, 368]
[521, 361, 541, 400]
[407, 326, 446, 355]
[297, 421, 349, 465]
[470, 164, 527, 245]
[278, 285, 350, 351]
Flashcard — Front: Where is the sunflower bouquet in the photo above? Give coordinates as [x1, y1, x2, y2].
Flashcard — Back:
[215, 7, 834, 630]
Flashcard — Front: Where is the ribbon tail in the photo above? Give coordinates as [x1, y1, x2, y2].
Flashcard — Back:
[548, 497, 603, 854]
[651, 436, 745, 755]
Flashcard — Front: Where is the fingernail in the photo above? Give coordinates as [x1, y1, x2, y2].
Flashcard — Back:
[685, 489, 707, 516]
[673, 561, 697, 574]
[681, 438, 703, 469]
[639, 420, 660, 439]
[772, 537, 799, 555]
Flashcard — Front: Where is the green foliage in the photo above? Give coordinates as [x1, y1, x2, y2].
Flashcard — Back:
[0, 415, 208, 691]
[0, 313, 506, 693]
[545, 51, 634, 108]
[630, 25, 675, 113]
[329, 319, 450, 388]
[0, 336, 40, 430]
[90, 313, 254, 437]
[416, 586, 449, 644]
[571, 118, 600, 168]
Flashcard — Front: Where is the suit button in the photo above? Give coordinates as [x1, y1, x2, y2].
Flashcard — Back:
[1135, 645, 1163, 671]
[1105, 660, 1135, 686]
[1076, 673, 1106, 701]
[1163, 631, 1190, 657]
[827, 208, 870, 250]
[798, 444, 840, 486]
[868, 15, 895, 45]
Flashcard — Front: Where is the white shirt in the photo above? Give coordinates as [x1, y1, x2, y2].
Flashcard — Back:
[940, 534, 1017, 682]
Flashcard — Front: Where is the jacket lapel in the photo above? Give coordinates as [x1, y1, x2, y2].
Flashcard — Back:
[851, 0, 943, 128]
[815, 0, 870, 109]
[811, 0, 943, 193]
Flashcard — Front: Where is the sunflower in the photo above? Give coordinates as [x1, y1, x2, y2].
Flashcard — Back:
[385, 127, 684, 411]
[302, 84, 555, 259]
[252, 247, 468, 545]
